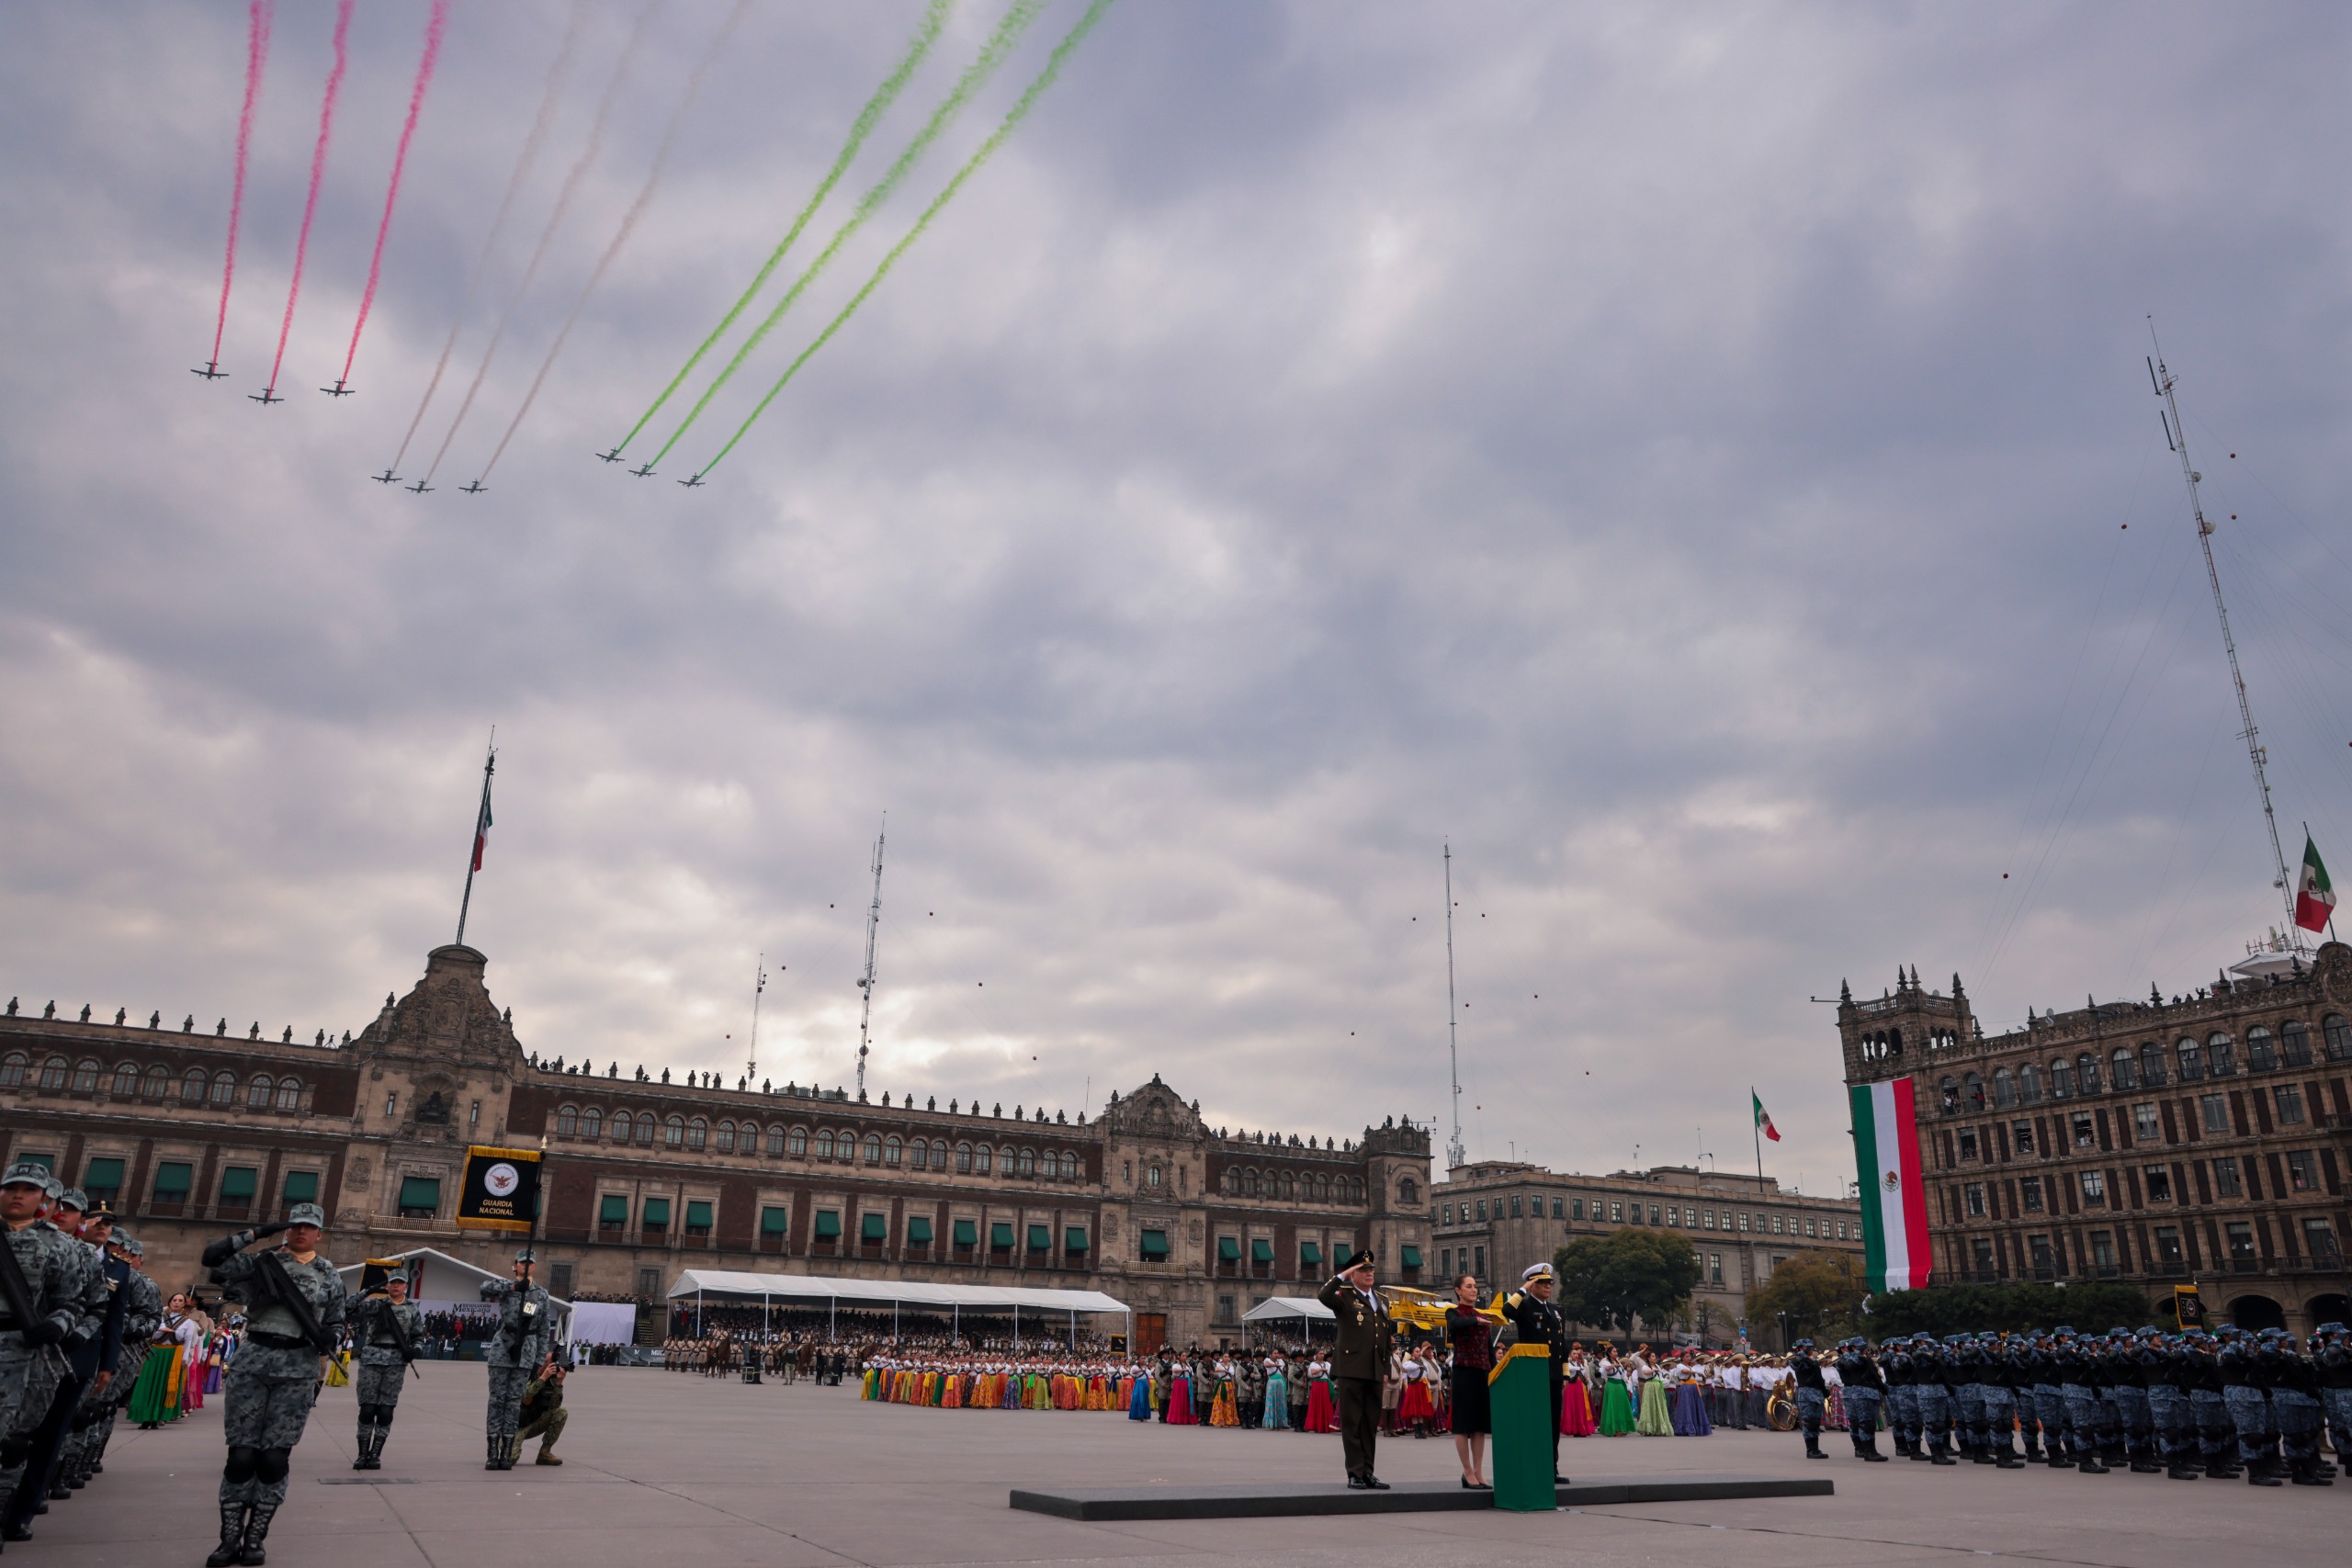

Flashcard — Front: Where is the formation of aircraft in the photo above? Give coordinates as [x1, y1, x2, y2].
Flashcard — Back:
[248, 387, 283, 404]
[629, 462, 656, 478]
[677, 473, 704, 488]
[406, 479, 433, 494]
[597, 447, 623, 463]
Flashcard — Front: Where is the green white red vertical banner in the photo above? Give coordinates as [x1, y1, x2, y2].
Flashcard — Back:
[1849, 1077, 1930, 1292]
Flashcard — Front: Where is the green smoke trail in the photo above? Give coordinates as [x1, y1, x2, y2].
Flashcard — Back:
[647, 0, 1044, 468]
[608, 0, 953, 458]
[695, 0, 1116, 479]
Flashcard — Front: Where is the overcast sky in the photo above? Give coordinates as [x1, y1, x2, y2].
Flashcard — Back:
[6, 2, 2351, 1198]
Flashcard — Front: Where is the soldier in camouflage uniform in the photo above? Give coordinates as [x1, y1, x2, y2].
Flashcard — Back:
[88, 1232, 160, 1483]
[202, 1201, 345, 1567]
[0, 1163, 99, 1540]
[10, 1197, 129, 1523]
[479, 1250, 554, 1471]
[349, 1269, 420, 1471]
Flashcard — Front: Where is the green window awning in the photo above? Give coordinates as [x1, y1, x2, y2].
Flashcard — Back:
[953, 1219, 978, 1246]
[641, 1197, 672, 1227]
[1139, 1229, 1170, 1258]
[220, 1167, 257, 1201]
[397, 1176, 439, 1211]
[281, 1170, 318, 1205]
[1217, 1235, 1241, 1261]
[991, 1223, 1014, 1247]
[1064, 1227, 1088, 1252]
[17, 1152, 55, 1173]
[685, 1201, 713, 1229]
[1027, 1224, 1051, 1249]
[600, 1194, 629, 1224]
[1299, 1241, 1322, 1265]
[1250, 1238, 1273, 1263]
[82, 1156, 124, 1193]
[908, 1216, 933, 1243]
[861, 1213, 888, 1241]
[153, 1160, 191, 1197]
[1400, 1245, 1423, 1268]
[814, 1211, 842, 1238]
[760, 1206, 788, 1235]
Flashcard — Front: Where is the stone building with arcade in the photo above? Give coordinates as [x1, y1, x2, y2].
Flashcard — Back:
[0, 943, 1431, 1351]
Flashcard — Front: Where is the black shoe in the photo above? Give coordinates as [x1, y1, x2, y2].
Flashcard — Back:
[2, 1523, 32, 1544]
[205, 1506, 248, 1568]
[2076, 1458, 2109, 1474]
[1346, 1475, 1370, 1490]
[1553, 1472, 1569, 1484]
[1363, 1474, 1390, 1490]
[2246, 1465, 2281, 1487]
[2129, 1461, 2163, 1474]
[1930, 1450, 1956, 1466]
[2165, 1464, 2199, 1480]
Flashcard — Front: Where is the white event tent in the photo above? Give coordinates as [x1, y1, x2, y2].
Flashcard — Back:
[666, 1268, 1131, 1347]
[1239, 1295, 1333, 1325]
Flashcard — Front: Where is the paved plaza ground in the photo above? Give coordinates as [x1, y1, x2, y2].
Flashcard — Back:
[28, 1365, 2347, 1568]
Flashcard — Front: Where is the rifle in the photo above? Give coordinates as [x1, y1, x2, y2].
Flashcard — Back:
[252, 1249, 336, 1356]
[368, 1294, 423, 1379]
[0, 1230, 51, 1343]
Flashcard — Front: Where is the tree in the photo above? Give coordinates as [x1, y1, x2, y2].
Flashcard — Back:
[1554, 1228, 1702, 1341]
[1744, 1249, 1867, 1346]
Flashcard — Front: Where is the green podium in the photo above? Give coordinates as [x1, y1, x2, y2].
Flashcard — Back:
[1488, 1343, 1555, 1511]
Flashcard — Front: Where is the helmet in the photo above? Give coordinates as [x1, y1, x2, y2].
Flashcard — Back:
[1791, 1338, 1815, 1350]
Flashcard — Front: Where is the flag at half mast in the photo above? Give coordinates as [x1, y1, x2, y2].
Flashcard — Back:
[2294, 833, 2335, 933]
[1849, 1077, 1930, 1292]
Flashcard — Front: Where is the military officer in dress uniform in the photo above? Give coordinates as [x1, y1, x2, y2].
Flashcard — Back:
[350, 1266, 420, 1471]
[1501, 1262, 1572, 1484]
[480, 1250, 554, 1471]
[1787, 1339, 1829, 1460]
[1315, 1247, 1396, 1490]
[1833, 1337, 1888, 1461]
[202, 1201, 345, 1566]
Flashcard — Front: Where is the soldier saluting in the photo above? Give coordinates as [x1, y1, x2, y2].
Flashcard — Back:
[1315, 1247, 1396, 1490]
[479, 1249, 553, 1471]
[350, 1266, 421, 1471]
[201, 1201, 344, 1568]
[1500, 1262, 1573, 1485]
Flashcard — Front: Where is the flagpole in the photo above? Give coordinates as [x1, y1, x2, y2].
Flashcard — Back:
[1752, 1088, 1764, 1190]
[456, 733, 495, 947]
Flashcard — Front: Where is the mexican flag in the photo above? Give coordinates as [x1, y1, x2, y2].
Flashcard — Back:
[1849, 1078, 1930, 1292]
[1752, 1089, 1780, 1143]
[2294, 834, 2335, 933]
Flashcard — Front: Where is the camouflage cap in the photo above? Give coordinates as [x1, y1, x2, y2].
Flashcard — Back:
[286, 1201, 327, 1228]
[2, 1160, 52, 1190]
[57, 1188, 88, 1212]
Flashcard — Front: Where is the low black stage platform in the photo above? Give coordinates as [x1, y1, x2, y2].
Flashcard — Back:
[1010, 1473, 1833, 1520]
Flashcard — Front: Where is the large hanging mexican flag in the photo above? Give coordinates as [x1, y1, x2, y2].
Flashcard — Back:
[1849, 1077, 1931, 1292]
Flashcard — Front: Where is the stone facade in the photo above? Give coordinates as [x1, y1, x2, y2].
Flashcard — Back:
[1836, 948, 2352, 1335]
[0, 944, 1429, 1351]
[1432, 1160, 1863, 1348]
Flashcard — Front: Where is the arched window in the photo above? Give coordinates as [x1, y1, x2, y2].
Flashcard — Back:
[211, 1069, 237, 1105]
[2049, 1058, 2073, 1097]
[1963, 1071, 1985, 1109]
[1279, 1172, 1295, 1201]
[884, 1136, 902, 1167]
[1059, 1151, 1079, 1180]
[0, 1054, 25, 1089]
[609, 1111, 632, 1143]
[180, 1066, 206, 1103]
[73, 1059, 100, 1093]
[664, 1116, 685, 1148]
[1314, 1173, 1330, 1201]
[715, 1121, 735, 1154]
[2139, 1041, 2167, 1087]
[2018, 1063, 2041, 1102]
[141, 1065, 170, 1100]
[276, 1077, 301, 1111]
[974, 1145, 992, 1176]
[40, 1056, 69, 1090]
[2324, 1014, 2352, 1062]
[684, 1118, 707, 1151]
[1399, 1177, 1419, 1204]
[956, 1142, 974, 1174]
[636, 1114, 656, 1146]
[2176, 1037, 2203, 1081]
[1221, 1168, 1238, 1196]
[557, 1106, 579, 1137]
[1939, 1075, 1960, 1114]
[1993, 1067, 2018, 1107]
[2245, 1026, 2276, 1072]
[1247, 1168, 1263, 1198]
[580, 1106, 603, 1139]
[2109, 1047, 2135, 1091]
[814, 1130, 835, 1159]
[1351, 1178, 1365, 1204]
[1015, 1147, 1035, 1178]
[1888, 1027, 1904, 1055]
[2207, 1032, 2236, 1077]
[933, 1140, 952, 1170]
[786, 1125, 807, 1156]
[243, 1073, 270, 1108]
[2280, 1020, 2312, 1066]
[2075, 1053, 2101, 1096]
[862, 1134, 883, 1165]
[110, 1062, 140, 1097]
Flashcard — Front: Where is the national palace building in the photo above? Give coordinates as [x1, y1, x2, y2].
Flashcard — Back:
[0, 942, 1435, 1351]
[1837, 940, 2352, 1335]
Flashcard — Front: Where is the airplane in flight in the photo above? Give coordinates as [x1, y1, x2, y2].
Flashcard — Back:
[406, 479, 434, 494]
[629, 463, 656, 478]
[677, 474, 705, 488]
[371, 468, 400, 485]
[460, 480, 487, 494]
[191, 360, 228, 380]
[320, 378, 354, 397]
[248, 387, 284, 404]
[597, 447, 624, 463]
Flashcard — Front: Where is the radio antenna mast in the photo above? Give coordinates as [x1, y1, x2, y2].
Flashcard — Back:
[2149, 327, 2301, 946]
[1443, 841, 1466, 1171]
[747, 954, 765, 1084]
[854, 817, 886, 1099]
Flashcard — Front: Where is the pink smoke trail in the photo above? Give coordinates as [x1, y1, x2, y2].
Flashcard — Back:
[334, 0, 449, 391]
[203, 0, 274, 375]
[262, 0, 353, 400]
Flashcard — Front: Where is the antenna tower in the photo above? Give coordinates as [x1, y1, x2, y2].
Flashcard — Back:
[747, 954, 765, 1083]
[854, 817, 886, 1098]
[1443, 842, 1465, 1170]
[2149, 329, 2301, 945]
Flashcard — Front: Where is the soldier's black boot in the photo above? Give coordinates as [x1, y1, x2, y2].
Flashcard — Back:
[2245, 1457, 2282, 1486]
[352, 1427, 369, 1472]
[2289, 1456, 2333, 1486]
[1864, 1434, 1890, 1462]
[1994, 1438, 2024, 1469]
[204, 1504, 248, 1568]
[485, 1438, 503, 1472]
[2205, 1452, 2240, 1480]
[1928, 1440, 1956, 1466]
[239, 1495, 278, 1565]
[2075, 1448, 2109, 1474]
[2129, 1445, 2163, 1474]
